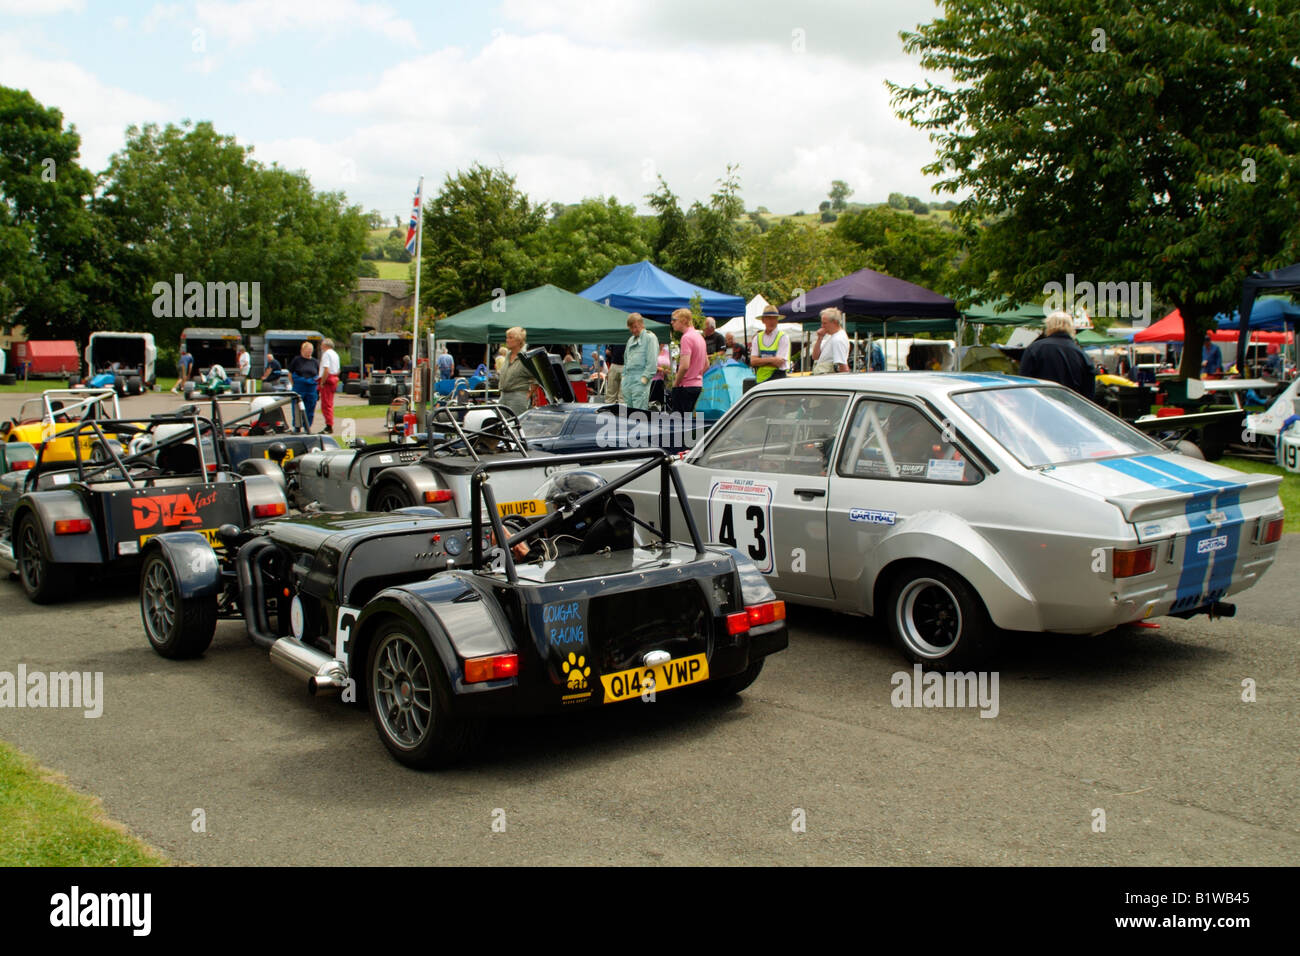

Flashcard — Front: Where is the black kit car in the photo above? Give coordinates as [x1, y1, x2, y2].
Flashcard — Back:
[138, 448, 789, 769]
[0, 414, 288, 603]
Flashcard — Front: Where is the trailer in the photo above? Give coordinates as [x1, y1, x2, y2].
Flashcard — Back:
[180, 327, 242, 376]
[79, 332, 156, 394]
[10, 341, 80, 380]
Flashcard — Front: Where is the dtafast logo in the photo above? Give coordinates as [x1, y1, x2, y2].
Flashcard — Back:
[131, 489, 220, 531]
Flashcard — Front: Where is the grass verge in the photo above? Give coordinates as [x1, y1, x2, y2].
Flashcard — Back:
[1219, 455, 1298, 533]
[0, 740, 165, 866]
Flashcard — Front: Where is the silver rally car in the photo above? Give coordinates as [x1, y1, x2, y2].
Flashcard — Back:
[620, 372, 1285, 668]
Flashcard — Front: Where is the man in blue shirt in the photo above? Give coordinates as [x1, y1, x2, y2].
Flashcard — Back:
[1202, 339, 1224, 376]
[436, 346, 454, 380]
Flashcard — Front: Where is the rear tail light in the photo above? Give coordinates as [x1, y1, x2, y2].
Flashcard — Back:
[424, 489, 454, 503]
[54, 518, 91, 535]
[747, 600, 786, 627]
[726, 600, 787, 634]
[252, 501, 287, 518]
[1261, 517, 1284, 545]
[1113, 546, 1156, 578]
[11, 460, 34, 471]
[206, 463, 217, 472]
[464, 653, 519, 683]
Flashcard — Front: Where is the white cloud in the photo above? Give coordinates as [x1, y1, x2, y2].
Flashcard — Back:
[499, 0, 940, 61]
[0, 32, 172, 172]
[235, 66, 280, 94]
[305, 30, 942, 213]
[0, 0, 83, 14]
[141, 3, 183, 33]
[194, 0, 417, 47]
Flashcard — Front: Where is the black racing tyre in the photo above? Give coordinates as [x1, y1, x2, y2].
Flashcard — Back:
[343, 380, 362, 395]
[368, 383, 395, 405]
[884, 563, 999, 671]
[140, 551, 217, 659]
[113, 374, 126, 396]
[15, 514, 72, 604]
[67, 376, 81, 388]
[369, 481, 414, 511]
[127, 375, 142, 395]
[699, 658, 765, 698]
[366, 621, 480, 769]
[0, 373, 15, 386]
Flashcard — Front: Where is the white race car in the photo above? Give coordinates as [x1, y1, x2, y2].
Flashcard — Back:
[620, 372, 1285, 668]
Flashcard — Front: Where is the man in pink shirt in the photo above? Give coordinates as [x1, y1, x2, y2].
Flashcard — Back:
[669, 307, 707, 413]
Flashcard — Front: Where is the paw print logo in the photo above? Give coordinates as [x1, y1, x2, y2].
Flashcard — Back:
[562, 652, 590, 690]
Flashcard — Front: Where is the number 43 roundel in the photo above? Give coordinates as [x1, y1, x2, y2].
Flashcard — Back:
[707, 477, 775, 574]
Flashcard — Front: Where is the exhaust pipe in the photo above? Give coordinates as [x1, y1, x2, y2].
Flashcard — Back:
[270, 637, 349, 696]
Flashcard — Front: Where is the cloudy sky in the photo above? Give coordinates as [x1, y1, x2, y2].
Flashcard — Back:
[2, 0, 952, 218]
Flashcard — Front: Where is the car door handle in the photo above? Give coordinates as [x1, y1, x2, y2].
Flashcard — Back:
[794, 487, 826, 498]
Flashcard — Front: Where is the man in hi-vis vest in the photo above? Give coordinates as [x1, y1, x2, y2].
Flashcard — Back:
[749, 305, 791, 383]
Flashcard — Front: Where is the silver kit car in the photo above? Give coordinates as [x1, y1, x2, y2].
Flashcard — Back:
[618, 373, 1284, 668]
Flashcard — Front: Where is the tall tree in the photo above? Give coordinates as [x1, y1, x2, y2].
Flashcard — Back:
[828, 179, 853, 212]
[0, 86, 116, 340]
[536, 196, 651, 291]
[890, 0, 1300, 377]
[834, 207, 961, 295]
[420, 162, 547, 314]
[98, 120, 366, 342]
[741, 220, 867, 305]
[647, 165, 748, 292]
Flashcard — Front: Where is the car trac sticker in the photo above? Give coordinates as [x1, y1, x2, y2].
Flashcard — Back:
[849, 508, 896, 525]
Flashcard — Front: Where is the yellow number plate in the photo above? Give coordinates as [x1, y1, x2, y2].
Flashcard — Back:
[600, 653, 709, 703]
[497, 498, 547, 518]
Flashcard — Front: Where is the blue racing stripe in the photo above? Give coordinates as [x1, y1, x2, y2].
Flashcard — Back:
[1104, 456, 1246, 612]
[947, 373, 1008, 384]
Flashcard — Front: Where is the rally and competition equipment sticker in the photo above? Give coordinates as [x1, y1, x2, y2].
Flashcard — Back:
[707, 477, 775, 573]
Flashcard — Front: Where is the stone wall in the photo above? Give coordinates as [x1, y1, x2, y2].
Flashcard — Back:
[349, 278, 414, 333]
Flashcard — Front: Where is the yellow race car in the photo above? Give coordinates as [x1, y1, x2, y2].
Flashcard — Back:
[0, 389, 129, 463]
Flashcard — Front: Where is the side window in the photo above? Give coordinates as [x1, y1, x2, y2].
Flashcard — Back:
[697, 393, 848, 476]
[837, 400, 980, 484]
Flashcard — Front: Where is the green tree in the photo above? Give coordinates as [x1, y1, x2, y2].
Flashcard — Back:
[648, 165, 748, 292]
[887, 192, 908, 210]
[741, 219, 867, 304]
[98, 120, 366, 342]
[829, 180, 853, 212]
[382, 234, 412, 262]
[356, 259, 379, 278]
[834, 207, 962, 294]
[0, 87, 116, 340]
[890, 0, 1300, 377]
[419, 162, 547, 314]
[535, 196, 651, 291]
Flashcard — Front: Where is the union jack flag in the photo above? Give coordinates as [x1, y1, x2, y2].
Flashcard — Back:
[404, 180, 422, 254]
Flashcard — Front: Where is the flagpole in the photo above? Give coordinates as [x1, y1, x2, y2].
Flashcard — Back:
[410, 175, 424, 385]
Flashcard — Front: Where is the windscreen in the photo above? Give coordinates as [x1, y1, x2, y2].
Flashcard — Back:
[952, 386, 1163, 468]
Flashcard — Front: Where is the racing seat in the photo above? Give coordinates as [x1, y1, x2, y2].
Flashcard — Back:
[578, 494, 637, 554]
[155, 442, 203, 475]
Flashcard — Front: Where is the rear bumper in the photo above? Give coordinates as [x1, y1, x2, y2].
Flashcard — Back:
[447, 621, 788, 717]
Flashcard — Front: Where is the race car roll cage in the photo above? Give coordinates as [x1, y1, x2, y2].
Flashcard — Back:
[11, 388, 120, 429]
[425, 402, 532, 460]
[180, 390, 310, 436]
[27, 414, 229, 489]
[469, 447, 707, 584]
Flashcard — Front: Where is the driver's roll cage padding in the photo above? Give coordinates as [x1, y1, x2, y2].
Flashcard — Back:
[470, 447, 707, 584]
